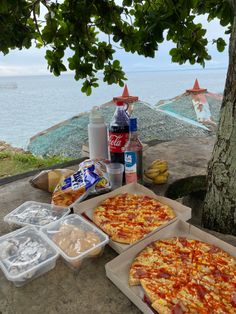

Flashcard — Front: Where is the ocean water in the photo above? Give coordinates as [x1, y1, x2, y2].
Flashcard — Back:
[0, 68, 227, 149]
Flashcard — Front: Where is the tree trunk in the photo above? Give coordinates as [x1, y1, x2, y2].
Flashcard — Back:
[202, 16, 236, 235]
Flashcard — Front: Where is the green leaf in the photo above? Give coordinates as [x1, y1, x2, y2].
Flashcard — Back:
[113, 60, 120, 67]
[123, 0, 132, 6]
[34, 3, 40, 16]
[85, 85, 92, 96]
[216, 38, 226, 52]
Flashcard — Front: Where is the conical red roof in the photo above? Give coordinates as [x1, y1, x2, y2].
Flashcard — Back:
[186, 79, 207, 93]
[113, 84, 139, 103]
[122, 84, 130, 97]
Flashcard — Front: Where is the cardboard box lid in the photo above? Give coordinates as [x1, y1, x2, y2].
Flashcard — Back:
[105, 219, 236, 314]
[73, 183, 191, 254]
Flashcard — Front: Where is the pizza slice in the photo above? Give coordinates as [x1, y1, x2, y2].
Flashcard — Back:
[140, 273, 190, 302]
[129, 237, 195, 286]
[171, 280, 211, 314]
[140, 278, 178, 313]
[129, 238, 179, 285]
[111, 224, 146, 244]
[203, 289, 234, 314]
[129, 262, 178, 286]
[181, 275, 234, 313]
[192, 240, 233, 266]
[205, 280, 236, 313]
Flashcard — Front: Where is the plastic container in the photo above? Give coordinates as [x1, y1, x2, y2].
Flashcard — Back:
[106, 163, 124, 190]
[40, 214, 109, 271]
[0, 226, 58, 287]
[88, 108, 108, 160]
[4, 201, 70, 228]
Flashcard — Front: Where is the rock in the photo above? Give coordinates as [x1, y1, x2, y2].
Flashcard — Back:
[0, 141, 26, 154]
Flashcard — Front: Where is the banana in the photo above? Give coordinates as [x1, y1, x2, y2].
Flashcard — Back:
[144, 159, 169, 184]
[143, 174, 154, 184]
[145, 169, 161, 179]
[146, 168, 160, 174]
[147, 165, 167, 174]
[150, 159, 162, 167]
[160, 170, 169, 177]
[149, 159, 168, 169]
[156, 164, 168, 173]
[153, 174, 168, 184]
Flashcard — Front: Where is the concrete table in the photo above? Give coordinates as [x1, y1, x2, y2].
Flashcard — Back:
[143, 136, 215, 196]
[1, 136, 236, 314]
[0, 175, 140, 314]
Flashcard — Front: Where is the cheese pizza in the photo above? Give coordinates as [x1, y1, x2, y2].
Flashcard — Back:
[93, 193, 176, 244]
[129, 237, 236, 313]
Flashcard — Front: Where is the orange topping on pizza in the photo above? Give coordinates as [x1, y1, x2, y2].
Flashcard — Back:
[93, 193, 176, 244]
[129, 237, 236, 313]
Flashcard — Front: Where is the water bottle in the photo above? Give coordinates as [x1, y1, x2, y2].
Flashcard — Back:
[88, 108, 108, 160]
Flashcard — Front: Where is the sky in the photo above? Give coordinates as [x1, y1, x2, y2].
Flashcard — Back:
[0, 13, 229, 77]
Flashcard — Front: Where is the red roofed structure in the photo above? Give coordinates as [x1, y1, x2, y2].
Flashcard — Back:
[113, 84, 139, 103]
[156, 78, 223, 130]
[186, 79, 207, 93]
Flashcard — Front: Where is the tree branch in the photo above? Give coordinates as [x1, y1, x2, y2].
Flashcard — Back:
[32, 4, 45, 45]
[227, 0, 236, 14]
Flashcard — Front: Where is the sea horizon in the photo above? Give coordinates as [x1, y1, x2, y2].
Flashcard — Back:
[0, 65, 228, 78]
[0, 67, 227, 149]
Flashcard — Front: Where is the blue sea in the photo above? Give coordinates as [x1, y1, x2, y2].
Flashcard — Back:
[0, 68, 227, 149]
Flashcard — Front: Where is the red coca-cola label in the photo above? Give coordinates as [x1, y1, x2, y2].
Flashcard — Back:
[109, 132, 129, 153]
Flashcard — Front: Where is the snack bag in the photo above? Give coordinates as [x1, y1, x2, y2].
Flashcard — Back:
[79, 159, 111, 194]
[52, 165, 100, 207]
[30, 169, 75, 193]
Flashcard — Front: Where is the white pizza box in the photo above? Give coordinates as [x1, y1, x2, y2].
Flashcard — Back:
[105, 219, 236, 314]
[72, 182, 191, 254]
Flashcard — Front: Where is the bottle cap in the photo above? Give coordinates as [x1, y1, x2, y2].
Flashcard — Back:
[116, 101, 124, 106]
[129, 117, 137, 132]
[89, 107, 104, 124]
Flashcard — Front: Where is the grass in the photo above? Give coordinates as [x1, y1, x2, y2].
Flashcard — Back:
[0, 151, 73, 178]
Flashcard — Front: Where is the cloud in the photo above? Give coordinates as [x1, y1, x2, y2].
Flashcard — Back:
[0, 12, 229, 76]
[0, 64, 49, 76]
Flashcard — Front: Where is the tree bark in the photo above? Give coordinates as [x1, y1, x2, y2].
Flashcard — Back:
[202, 16, 236, 235]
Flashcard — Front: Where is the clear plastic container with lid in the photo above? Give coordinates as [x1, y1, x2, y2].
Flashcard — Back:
[4, 201, 70, 228]
[0, 226, 58, 286]
[40, 214, 109, 271]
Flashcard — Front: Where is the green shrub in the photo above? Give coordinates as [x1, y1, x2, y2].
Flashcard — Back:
[0, 151, 12, 159]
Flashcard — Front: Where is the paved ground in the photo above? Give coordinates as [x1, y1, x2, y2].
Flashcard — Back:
[0, 137, 235, 314]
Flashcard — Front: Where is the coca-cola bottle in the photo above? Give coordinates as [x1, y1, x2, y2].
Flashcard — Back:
[109, 100, 129, 164]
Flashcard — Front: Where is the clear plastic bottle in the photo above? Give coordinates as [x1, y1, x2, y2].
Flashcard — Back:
[124, 118, 143, 184]
[88, 108, 108, 160]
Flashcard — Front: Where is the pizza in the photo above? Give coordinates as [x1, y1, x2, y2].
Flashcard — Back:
[92, 193, 176, 244]
[52, 186, 86, 206]
[129, 237, 236, 313]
